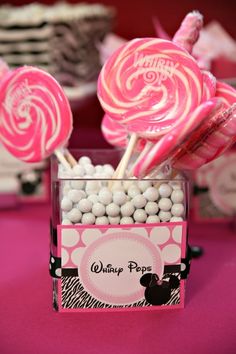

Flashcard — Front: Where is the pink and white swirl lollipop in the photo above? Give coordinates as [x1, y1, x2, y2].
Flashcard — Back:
[0, 66, 73, 164]
[173, 11, 203, 54]
[132, 98, 221, 177]
[98, 38, 203, 139]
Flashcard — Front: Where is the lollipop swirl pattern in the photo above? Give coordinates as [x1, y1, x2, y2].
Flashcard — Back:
[0, 67, 72, 162]
[143, 70, 159, 85]
[98, 38, 203, 138]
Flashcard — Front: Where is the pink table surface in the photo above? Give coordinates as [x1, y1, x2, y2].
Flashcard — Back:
[1, 203, 236, 354]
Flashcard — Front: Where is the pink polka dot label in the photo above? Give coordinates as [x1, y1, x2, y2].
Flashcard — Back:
[56, 222, 187, 311]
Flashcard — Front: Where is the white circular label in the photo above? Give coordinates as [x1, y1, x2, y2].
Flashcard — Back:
[78, 231, 164, 305]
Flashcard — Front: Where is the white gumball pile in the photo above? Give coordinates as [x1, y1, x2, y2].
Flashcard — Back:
[59, 156, 186, 225]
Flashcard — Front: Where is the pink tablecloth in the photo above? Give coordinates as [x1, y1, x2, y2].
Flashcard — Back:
[1, 203, 236, 354]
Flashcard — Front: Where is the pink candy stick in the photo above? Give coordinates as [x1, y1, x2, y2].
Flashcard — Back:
[215, 81, 236, 107]
[173, 11, 203, 54]
[171, 82, 236, 170]
[173, 104, 236, 170]
[133, 98, 220, 178]
[201, 70, 216, 102]
[98, 38, 203, 139]
[0, 66, 73, 163]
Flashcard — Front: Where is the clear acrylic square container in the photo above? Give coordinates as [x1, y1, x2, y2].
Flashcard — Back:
[50, 149, 190, 312]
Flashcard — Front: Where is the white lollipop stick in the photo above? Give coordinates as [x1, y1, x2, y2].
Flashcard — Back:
[64, 149, 77, 167]
[113, 133, 138, 180]
[54, 149, 72, 171]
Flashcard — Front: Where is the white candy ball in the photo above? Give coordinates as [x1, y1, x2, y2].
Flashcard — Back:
[61, 197, 73, 212]
[103, 164, 114, 176]
[123, 181, 134, 192]
[143, 187, 159, 202]
[132, 194, 147, 209]
[158, 198, 172, 211]
[67, 208, 82, 223]
[128, 186, 141, 198]
[93, 173, 103, 178]
[78, 198, 93, 213]
[78, 156, 92, 166]
[159, 210, 171, 222]
[111, 182, 124, 193]
[87, 194, 99, 204]
[113, 191, 127, 206]
[72, 164, 85, 177]
[85, 181, 100, 195]
[169, 181, 182, 190]
[159, 183, 172, 198]
[171, 190, 184, 203]
[70, 180, 85, 190]
[171, 203, 185, 217]
[95, 165, 103, 173]
[84, 164, 95, 176]
[81, 213, 95, 225]
[98, 188, 113, 205]
[92, 202, 106, 217]
[120, 216, 134, 224]
[86, 189, 99, 197]
[62, 219, 72, 225]
[106, 203, 120, 217]
[133, 209, 147, 223]
[67, 189, 85, 203]
[58, 169, 72, 179]
[145, 201, 159, 215]
[146, 215, 160, 223]
[170, 216, 184, 222]
[120, 201, 135, 217]
[62, 183, 71, 196]
[95, 216, 109, 225]
[138, 180, 152, 192]
[108, 216, 120, 225]
[62, 212, 68, 219]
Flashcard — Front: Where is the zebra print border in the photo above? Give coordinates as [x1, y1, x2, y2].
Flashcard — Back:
[60, 274, 181, 309]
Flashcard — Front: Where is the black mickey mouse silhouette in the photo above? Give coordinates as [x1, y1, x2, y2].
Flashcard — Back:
[17, 169, 42, 195]
[140, 272, 180, 305]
